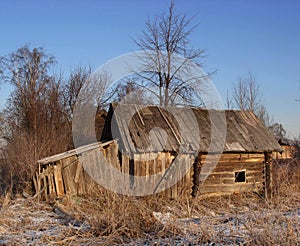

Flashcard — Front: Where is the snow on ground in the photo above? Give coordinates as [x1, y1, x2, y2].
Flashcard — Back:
[0, 198, 299, 245]
[128, 207, 300, 245]
[0, 198, 91, 245]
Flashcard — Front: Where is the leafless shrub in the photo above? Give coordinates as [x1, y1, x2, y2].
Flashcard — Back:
[0, 46, 72, 193]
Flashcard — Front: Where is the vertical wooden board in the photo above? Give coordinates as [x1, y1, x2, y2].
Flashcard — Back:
[69, 157, 79, 195]
[147, 154, 153, 175]
[185, 155, 191, 196]
[98, 147, 107, 188]
[178, 155, 186, 198]
[150, 156, 155, 193]
[116, 143, 121, 171]
[171, 154, 182, 199]
[76, 154, 87, 194]
[36, 171, 41, 197]
[186, 155, 191, 188]
[133, 154, 139, 180]
[43, 174, 48, 202]
[106, 146, 111, 165]
[152, 153, 160, 195]
[137, 157, 144, 194]
[188, 155, 194, 197]
[48, 169, 54, 197]
[154, 152, 171, 196]
[156, 153, 162, 174]
[169, 153, 176, 198]
[61, 156, 78, 196]
[53, 164, 65, 197]
[141, 158, 146, 177]
[82, 151, 92, 186]
[74, 162, 83, 183]
[51, 172, 56, 197]
[133, 154, 138, 176]
[121, 153, 130, 192]
[133, 154, 139, 192]
[171, 180, 178, 199]
[102, 146, 107, 158]
[47, 170, 52, 197]
[51, 169, 56, 196]
[61, 159, 70, 194]
[82, 168, 94, 195]
[91, 149, 104, 192]
[140, 157, 147, 194]
[161, 153, 167, 196]
[75, 161, 86, 195]
[176, 156, 183, 197]
[100, 149, 107, 187]
[107, 147, 116, 191]
[264, 152, 273, 199]
[165, 152, 172, 198]
[155, 153, 163, 196]
[121, 153, 127, 191]
[180, 155, 187, 198]
[110, 142, 120, 171]
[160, 153, 167, 197]
[93, 149, 100, 178]
[122, 153, 129, 174]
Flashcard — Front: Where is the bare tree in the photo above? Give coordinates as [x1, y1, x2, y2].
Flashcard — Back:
[0, 45, 71, 192]
[231, 72, 271, 126]
[233, 72, 262, 112]
[130, 1, 207, 106]
[67, 66, 118, 146]
[225, 89, 234, 109]
[63, 65, 92, 116]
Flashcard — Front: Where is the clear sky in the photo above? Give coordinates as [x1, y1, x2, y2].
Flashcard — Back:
[0, 0, 299, 137]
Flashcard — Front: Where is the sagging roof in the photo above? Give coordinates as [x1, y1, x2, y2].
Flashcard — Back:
[101, 103, 282, 154]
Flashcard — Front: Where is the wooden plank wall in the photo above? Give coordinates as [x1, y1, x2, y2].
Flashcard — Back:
[131, 152, 193, 199]
[35, 141, 193, 200]
[198, 153, 265, 197]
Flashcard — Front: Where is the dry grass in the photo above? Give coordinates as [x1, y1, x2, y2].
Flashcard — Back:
[0, 159, 299, 245]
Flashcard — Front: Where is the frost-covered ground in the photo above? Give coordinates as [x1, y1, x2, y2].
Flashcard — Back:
[129, 208, 300, 245]
[0, 198, 94, 245]
[0, 198, 299, 245]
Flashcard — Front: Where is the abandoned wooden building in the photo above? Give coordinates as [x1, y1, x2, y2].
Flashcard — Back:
[272, 138, 296, 160]
[35, 103, 282, 200]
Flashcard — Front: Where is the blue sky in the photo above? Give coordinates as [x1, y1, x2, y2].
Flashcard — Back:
[0, 0, 299, 137]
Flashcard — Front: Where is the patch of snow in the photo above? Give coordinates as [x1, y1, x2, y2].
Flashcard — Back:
[153, 212, 173, 224]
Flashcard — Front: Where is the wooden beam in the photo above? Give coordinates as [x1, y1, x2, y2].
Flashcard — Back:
[135, 105, 145, 126]
[264, 152, 273, 199]
[157, 107, 181, 145]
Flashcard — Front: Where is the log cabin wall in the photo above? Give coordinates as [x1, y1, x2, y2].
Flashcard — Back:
[197, 152, 265, 197]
